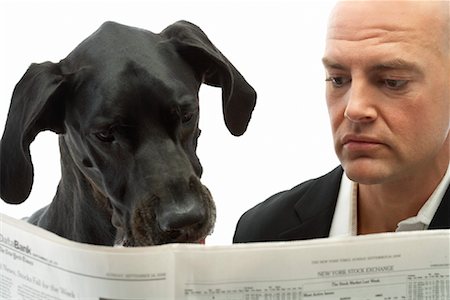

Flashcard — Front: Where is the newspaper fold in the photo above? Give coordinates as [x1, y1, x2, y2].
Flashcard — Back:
[0, 213, 449, 299]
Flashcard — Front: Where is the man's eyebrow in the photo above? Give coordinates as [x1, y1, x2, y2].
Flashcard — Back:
[321, 57, 348, 70]
[371, 59, 423, 74]
[322, 57, 423, 75]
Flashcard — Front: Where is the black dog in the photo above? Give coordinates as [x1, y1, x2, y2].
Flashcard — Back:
[0, 21, 256, 246]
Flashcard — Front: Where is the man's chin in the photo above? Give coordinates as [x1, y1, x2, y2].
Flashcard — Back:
[342, 161, 390, 185]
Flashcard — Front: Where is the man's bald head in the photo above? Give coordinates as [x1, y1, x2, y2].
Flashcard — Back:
[328, 1, 449, 58]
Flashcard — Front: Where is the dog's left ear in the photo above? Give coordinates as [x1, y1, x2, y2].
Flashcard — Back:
[0, 62, 66, 204]
[161, 20, 257, 136]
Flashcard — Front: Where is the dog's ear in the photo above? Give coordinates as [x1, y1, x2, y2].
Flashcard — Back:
[161, 20, 257, 136]
[0, 62, 66, 204]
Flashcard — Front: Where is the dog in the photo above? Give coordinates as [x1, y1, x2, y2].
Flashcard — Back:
[0, 21, 256, 246]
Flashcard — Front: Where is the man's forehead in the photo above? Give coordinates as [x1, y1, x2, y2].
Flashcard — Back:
[326, 1, 448, 59]
[327, 1, 447, 37]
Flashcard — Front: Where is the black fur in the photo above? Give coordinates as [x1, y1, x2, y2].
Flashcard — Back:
[0, 21, 256, 246]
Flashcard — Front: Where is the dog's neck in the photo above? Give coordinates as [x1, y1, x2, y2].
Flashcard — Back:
[29, 137, 117, 246]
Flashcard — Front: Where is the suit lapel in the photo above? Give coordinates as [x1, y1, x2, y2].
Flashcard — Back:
[278, 167, 450, 239]
[429, 182, 450, 229]
[278, 167, 343, 240]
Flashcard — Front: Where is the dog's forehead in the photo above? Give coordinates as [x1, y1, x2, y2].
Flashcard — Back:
[68, 22, 163, 59]
[73, 67, 199, 127]
[64, 22, 201, 124]
[64, 21, 200, 87]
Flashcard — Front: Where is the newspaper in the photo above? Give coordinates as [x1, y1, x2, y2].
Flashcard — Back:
[0, 213, 449, 300]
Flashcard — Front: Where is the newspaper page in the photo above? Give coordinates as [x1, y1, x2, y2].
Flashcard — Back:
[0, 213, 449, 300]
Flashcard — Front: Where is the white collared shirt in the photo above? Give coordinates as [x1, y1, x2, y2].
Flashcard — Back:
[329, 164, 450, 237]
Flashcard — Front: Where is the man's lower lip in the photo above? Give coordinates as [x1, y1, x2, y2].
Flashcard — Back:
[344, 142, 382, 151]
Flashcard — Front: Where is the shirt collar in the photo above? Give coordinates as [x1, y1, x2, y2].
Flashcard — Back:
[329, 173, 356, 237]
[396, 163, 450, 231]
[329, 163, 450, 237]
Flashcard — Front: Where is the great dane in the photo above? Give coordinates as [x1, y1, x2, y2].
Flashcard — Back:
[0, 21, 256, 246]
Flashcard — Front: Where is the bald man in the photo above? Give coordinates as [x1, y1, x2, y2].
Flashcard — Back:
[234, 0, 450, 243]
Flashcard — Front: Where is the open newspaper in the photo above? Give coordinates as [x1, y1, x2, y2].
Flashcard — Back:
[0, 213, 449, 300]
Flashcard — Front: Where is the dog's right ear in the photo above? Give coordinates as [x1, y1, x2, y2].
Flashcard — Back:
[161, 21, 257, 137]
[1, 62, 66, 204]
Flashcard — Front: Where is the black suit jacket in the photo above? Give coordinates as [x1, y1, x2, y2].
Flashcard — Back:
[233, 166, 450, 243]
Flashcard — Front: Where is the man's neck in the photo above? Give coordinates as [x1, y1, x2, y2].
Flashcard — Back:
[357, 161, 449, 235]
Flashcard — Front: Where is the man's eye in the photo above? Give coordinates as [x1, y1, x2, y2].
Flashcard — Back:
[384, 79, 408, 89]
[326, 76, 351, 88]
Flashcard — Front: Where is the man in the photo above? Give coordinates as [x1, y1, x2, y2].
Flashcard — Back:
[233, 0, 449, 243]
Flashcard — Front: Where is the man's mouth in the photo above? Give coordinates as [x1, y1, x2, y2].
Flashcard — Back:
[341, 134, 384, 152]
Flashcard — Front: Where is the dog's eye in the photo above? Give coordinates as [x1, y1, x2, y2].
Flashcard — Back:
[94, 129, 115, 143]
[181, 112, 194, 124]
[169, 105, 196, 126]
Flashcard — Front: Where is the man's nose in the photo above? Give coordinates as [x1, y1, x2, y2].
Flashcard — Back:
[344, 79, 377, 123]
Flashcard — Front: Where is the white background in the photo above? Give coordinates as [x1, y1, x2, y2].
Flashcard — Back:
[0, 0, 339, 245]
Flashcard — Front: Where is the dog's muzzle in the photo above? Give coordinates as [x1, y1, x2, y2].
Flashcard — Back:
[117, 177, 215, 246]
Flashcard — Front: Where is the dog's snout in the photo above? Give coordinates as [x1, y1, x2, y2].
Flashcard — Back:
[128, 174, 215, 245]
[158, 201, 205, 232]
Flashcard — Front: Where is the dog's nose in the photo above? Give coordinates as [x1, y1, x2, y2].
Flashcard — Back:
[157, 201, 205, 233]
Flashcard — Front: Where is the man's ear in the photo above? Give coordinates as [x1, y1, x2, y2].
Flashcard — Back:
[161, 20, 257, 136]
[0, 62, 66, 204]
